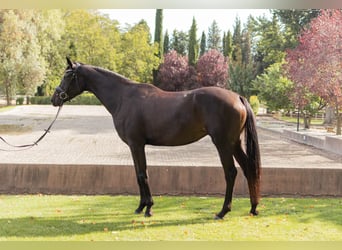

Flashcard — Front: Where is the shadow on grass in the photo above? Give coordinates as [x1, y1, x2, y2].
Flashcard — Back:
[0, 196, 341, 238]
[0, 212, 214, 238]
[0, 196, 218, 238]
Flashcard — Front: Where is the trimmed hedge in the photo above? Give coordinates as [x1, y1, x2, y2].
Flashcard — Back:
[30, 96, 51, 104]
[30, 94, 101, 105]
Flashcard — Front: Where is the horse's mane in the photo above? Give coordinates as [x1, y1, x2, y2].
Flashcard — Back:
[79, 63, 152, 87]
[90, 65, 134, 84]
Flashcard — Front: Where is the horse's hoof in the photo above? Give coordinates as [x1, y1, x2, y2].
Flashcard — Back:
[135, 209, 143, 214]
[250, 210, 259, 216]
[214, 214, 223, 220]
[144, 212, 152, 217]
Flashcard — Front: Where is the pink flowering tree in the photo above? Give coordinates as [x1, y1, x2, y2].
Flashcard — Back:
[286, 10, 342, 134]
[157, 50, 191, 91]
[196, 49, 229, 88]
[157, 49, 229, 91]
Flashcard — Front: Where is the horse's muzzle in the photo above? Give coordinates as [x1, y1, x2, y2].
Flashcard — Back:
[51, 86, 69, 107]
[51, 91, 64, 107]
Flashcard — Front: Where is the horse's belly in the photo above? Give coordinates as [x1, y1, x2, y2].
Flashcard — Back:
[146, 124, 207, 146]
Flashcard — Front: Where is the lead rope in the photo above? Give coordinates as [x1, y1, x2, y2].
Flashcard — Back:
[0, 105, 63, 151]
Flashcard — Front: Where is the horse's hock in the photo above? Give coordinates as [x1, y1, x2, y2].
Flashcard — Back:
[0, 163, 341, 197]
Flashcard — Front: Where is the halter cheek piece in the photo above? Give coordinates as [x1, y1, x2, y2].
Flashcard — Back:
[56, 68, 78, 101]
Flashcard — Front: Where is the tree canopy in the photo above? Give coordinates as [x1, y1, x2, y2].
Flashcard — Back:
[1, 8, 341, 134]
[0, 9, 162, 104]
[286, 10, 342, 134]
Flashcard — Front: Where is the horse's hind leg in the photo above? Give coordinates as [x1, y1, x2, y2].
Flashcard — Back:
[129, 145, 154, 217]
[234, 142, 259, 215]
[214, 143, 237, 219]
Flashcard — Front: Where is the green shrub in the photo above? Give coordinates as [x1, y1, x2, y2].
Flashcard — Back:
[30, 96, 51, 104]
[16, 97, 24, 105]
[30, 94, 101, 105]
[249, 95, 260, 115]
[69, 94, 101, 105]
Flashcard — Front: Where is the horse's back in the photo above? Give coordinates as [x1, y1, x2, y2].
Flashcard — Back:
[191, 87, 247, 141]
[192, 86, 242, 105]
[192, 87, 246, 117]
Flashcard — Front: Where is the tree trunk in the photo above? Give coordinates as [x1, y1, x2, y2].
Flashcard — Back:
[303, 114, 311, 129]
[324, 106, 335, 125]
[5, 78, 11, 106]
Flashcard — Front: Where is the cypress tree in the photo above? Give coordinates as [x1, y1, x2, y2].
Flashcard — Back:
[163, 30, 170, 54]
[222, 32, 226, 55]
[154, 9, 163, 58]
[152, 9, 163, 84]
[188, 17, 199, 66]
[207, 20, 221, 50]
[171, 30, 188, 56]
[224, 30, 233, 58]
[232, 17, 242, 62]
[200, 31, 206, 56]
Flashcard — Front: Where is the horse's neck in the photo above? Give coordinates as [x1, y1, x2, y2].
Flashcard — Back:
[82, 68, 129, 116]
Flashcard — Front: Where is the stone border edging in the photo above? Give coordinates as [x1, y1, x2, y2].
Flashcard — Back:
[283, 129, 342, 156]
[1, 164, 341, 197]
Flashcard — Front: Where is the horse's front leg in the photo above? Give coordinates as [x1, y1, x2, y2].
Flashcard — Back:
[129, 145, 154, 217]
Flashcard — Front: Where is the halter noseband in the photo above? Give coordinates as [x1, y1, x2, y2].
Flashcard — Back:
[56, 86, 70, 101]
[56, 66, 79, 102]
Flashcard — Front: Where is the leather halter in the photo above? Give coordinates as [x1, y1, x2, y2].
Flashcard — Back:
[55, 67, 78, 102]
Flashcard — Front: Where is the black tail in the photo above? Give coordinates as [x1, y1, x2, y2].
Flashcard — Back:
[240, 97, 261, 186]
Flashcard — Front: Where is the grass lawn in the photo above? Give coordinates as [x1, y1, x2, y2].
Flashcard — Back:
[0, 195, 341, 241]
[0, 106, 14, 112]
[277, 116, 324, 126]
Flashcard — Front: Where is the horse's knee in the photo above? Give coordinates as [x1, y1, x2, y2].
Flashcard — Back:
[137, 173, 148, 185]
[225, 166, 237, 181]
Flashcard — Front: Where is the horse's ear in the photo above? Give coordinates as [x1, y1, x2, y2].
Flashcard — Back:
[66, 57, 73, 68]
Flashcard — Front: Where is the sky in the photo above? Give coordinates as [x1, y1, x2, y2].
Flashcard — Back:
[99, 9, 271, 36]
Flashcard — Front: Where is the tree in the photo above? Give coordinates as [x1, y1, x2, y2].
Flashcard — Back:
[229, 16, 257, 98]
[273, 9, 320, 49]
[222, 32, 226, 56]
[163, 30, 170, 54]
[199, 31, 207, 56]
[254, 14, 286, 75]
[63, 10, 121, 71]
[152, 9, 163, 84]
[35, 10, 65, 96]
[286, 10, 342, 134]
[223, 30, 233, 58]
[154, 9, 163, 58]
[242, 30, 252, 65]
[197, 49, 228, 88]
[188, 17, 199, 66]
[120, 20, 160, 83]
[0, 10, 47, 105]
[157, 50, 190, 91]
[0, 10, 22, 105]
[252, 61, 294, 112]
[171, 30, 188, 55]
[207, 20, 221, 50]
[232, 16, 242, 62]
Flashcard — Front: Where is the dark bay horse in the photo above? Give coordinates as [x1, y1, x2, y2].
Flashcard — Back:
[51, 57, 261, 219]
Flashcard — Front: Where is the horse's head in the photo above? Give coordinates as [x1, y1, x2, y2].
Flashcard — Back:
[51, 57, 83, 107]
